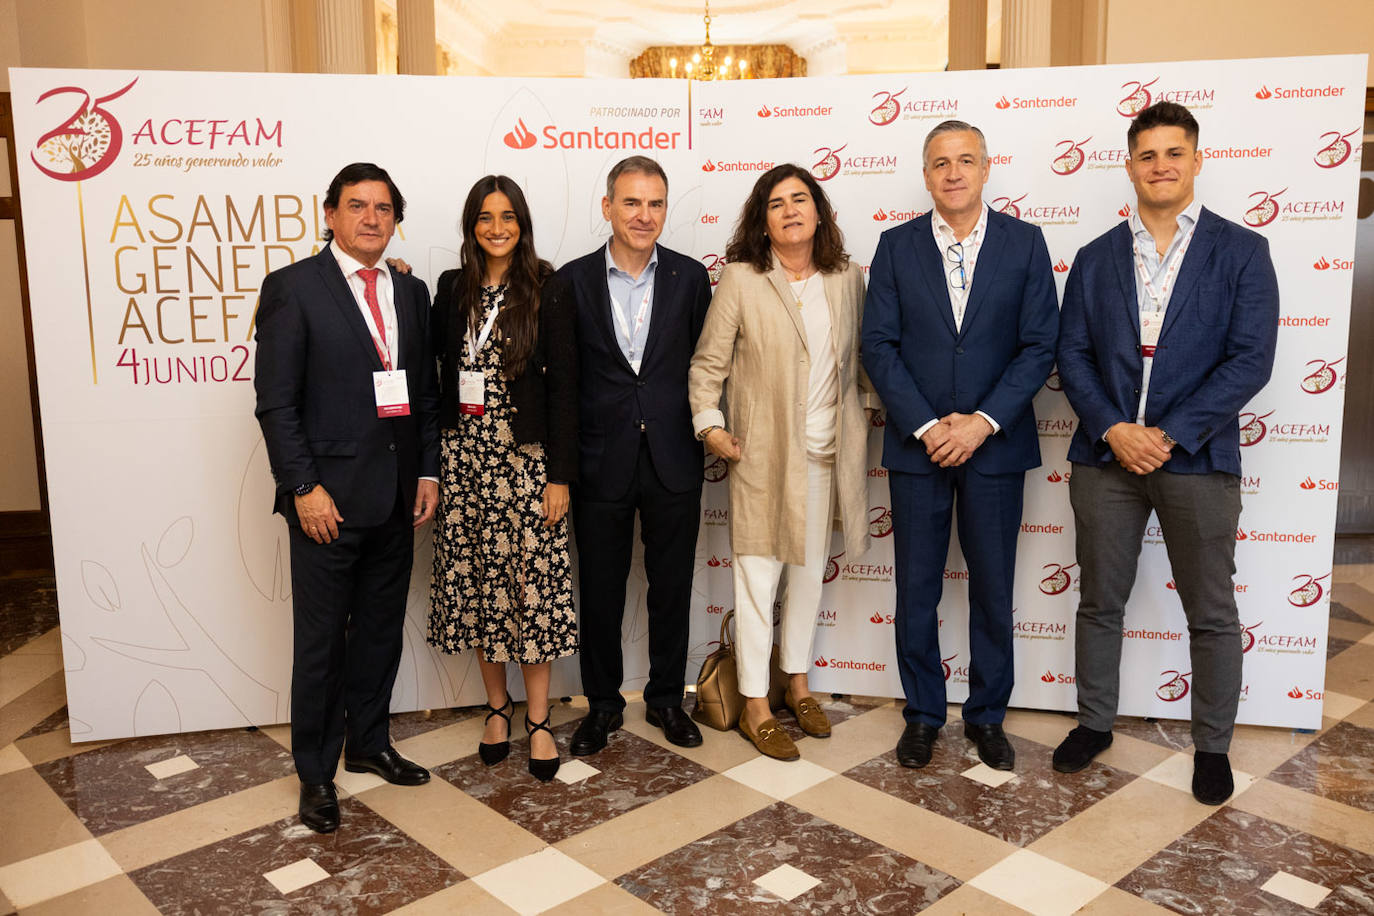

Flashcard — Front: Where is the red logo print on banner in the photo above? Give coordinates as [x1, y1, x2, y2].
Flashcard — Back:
[503, 118, 537, 150]
[869, 611, 887, 624]
[1243, 189, 1286, 227]
[1288, 572, 1331, 608]
[995, 96, 1012, 110]
[869, 89, 905, 126]
[1039, 562, 1076, 595]
[868, 506, 893, 538]
[707, 555, 732, 568]
[703, 454, 729, 482]
[814, 655, 830, 668]
[1051, 138, 1090, 175]
[1301, 358, 1344, 394]
[823, 551, 844, 584]
[1118, 203, 1133, 218]
[1241, 621, 1262, 654]
[1300, 476, 1317, 490]
[756, 106, 772, 118]
[1053, 259, 1070, 273]
[1314, 256, 1331, 270]
[1239, 409, 1274, 446]
[992, 194, 1027, 217]
[31, 78, 138, 181]
[701, 253, 725, 287]
[941, 653, 958, 681]
[1157, 670, 1191, 701]
[1116, 78, 1159, 117]
[1255, 86, 1274, 100]
[1046, 469, 1069, 483]
[872, 209, 888, 221]
[811, 144, 847, 181]
[1044, 370, 1062, 392]
[1314, 128, 1360, 168]
[701, 159, 718, 172]
[870, 410, 886, 428]
[1286, 686, 1304, 699]
[1040, 670, 1057, 683]
[1166, 580, 1177, 590]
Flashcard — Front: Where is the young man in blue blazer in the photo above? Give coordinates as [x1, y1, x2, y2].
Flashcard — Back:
[863, 121, 1059, 772]
[1053, 102, 1279, 804]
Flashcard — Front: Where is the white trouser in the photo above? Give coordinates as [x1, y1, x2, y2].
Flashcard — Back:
[733, 459, 835, 698]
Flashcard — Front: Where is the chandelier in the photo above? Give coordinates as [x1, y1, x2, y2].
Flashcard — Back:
[669, 1, 748, 80]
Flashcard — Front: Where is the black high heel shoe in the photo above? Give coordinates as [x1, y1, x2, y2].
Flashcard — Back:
[478, 694, 514, 766]
[525, 713, 560, 782]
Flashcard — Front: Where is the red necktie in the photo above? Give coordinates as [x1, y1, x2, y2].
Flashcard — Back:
[357, 267, 391, 370]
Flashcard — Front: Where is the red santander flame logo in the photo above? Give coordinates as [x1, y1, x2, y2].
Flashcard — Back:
[995, 96, 1012, 110]
[992, 194, 1027, 218]
[1165, 579, 1177, 590]
[868, 506, 893, 538]
[706, 555, 722, 568]
[1301, 358, 1344, 394]
[1255, 86, 1274, 100]
[1117, 78, 1159, 117]
[1314, 128, 1359, 168]
[814, 655, 830, 668]
[31, 78, 138, 182]
[1039, 562, 1076, 595]
[1051, 138, 1090, 175]
[1156, 670, 1191, 701]
[1243, 189, 1286, 228]
[1040, 670, 1056, 684]
[869, 611, 885, 624]
[869, 89, 906, 126]
[1118, 203, 1132, 218]
[1239, 409, 1275, 446]
[701, 159, 717, 172]
[502, 118, 537, 150]
[1286, 686, 1304, 699]
[1300, 476, 1317, 490]
[1235, 528, 1248, 542]
[1053, 259, 1070, 273]
[1046, 470, 1063, 482]
[870, 411, 886, 428]
[811, 144, 847, 181]
[872, 209, 889, 222]
[824, 551, 844, 584]
[1314, 256, 1331, 270]
[756, 105, 772, 118]
[1288, 572, 1331, 608]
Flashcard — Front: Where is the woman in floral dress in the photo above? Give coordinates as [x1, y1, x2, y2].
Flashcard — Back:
[428, 175, 577, 781]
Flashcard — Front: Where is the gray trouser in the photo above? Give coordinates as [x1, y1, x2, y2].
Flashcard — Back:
[1069, 462, 1242, 753]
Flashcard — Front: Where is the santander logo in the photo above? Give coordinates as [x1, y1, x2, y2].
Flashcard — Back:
[869, 89, 905, 126]
[1288, 572, 1331, 608]
[814, 655, 829, 668]
[1156, 669, 1191, 701]
[1118, 203, 1132, 218]
[1301, 358, 1344, 394]
[1117, 78, 1159, 117]
[32, 78, 138, 181]
[756, 106, 772, 118]
[1243, 189, 1286, 228]
[1315, 129, 1360, 168]
[1053, 259, 1070, 273]
[1039, 562, 1076, 595]
[1051, 138, 1090, 175]
[1040, 670, 1056, 683]
[811, 144, 848, 181]
[1286, 686, 1304, 699]
[502, 118, 537, 150]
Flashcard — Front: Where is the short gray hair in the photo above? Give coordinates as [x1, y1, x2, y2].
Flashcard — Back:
[606, 156, 669, 200]
[922, 120, 988, 167]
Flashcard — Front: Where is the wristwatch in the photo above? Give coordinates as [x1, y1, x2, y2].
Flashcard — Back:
[1160, 430, 1177, 447]
[294, 481, 319, 496]
[697, 425, 720, 441]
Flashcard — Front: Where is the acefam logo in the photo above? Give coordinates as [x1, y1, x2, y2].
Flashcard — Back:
[32, 78, 138, 181]
[1243, 189, 1286, 228]
[1051, 138, 1090, 175]
[502, 118, 537, 150]
[1117, 78, 1159, 117]
[1314, 129, 1359, 168]
[811, 144, 848, 181]
[869, 89, 905, 125]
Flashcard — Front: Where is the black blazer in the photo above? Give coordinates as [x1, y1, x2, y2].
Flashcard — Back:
[254, 248, 441, 528]
[432, 268, 578, 483]
[552, 243, 712, 501]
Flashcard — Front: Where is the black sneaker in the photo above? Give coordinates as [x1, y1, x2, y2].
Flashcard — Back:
[1192, 751, 1234, 805]
[1052, 725, 1113, 773]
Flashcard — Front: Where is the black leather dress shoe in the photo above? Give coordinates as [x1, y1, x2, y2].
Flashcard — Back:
[964, 722, 1015, 771]
[1052, 725, 1113, 773]
[646, 705, 704, 748]
[570, 709, 623, 757]
[896, 722, 939, 768]
[1192, 751, 1234, 805]
[299, 782, 339, 834]
[344, 747, 430, 785]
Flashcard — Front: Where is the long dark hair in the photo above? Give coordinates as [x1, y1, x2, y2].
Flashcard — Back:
[725, 163, 848, 274]
[456, 175, 551, 378]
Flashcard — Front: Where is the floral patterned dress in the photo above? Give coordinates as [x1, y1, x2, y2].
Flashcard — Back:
[427, 286, 577, 664]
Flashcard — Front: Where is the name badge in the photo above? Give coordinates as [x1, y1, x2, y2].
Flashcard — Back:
[374, 369, 411, 417]
[629, 358, 643, 374]
[1140, 314, 1161, 358]
[459, 369, 485, 416]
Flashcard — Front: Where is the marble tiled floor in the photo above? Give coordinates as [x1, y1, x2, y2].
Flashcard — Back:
[2, 553, 1374, 915]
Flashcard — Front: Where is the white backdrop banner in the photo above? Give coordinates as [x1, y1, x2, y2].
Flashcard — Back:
[10, 54, 1362, 740]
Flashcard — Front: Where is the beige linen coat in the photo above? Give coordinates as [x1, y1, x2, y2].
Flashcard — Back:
[689, 258, 878, 567]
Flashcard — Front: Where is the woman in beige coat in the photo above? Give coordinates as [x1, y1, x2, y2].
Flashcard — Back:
[689, 163, 877, 761]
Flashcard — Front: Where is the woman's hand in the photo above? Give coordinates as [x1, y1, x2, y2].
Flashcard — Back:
[704, 427, 743, 461]
[542, 482, 570, 527]
[385, 256, 412, 275]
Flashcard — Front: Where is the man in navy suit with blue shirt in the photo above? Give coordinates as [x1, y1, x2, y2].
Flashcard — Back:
[863, 121, 1059, 772]
[1052, 102, 1278, 804]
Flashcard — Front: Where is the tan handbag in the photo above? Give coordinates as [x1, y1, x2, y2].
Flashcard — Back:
[692, 610, 789, 731]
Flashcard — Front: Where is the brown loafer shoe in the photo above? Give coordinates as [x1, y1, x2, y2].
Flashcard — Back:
[784, 689, 832, 738]
[739, 713, 800, 761]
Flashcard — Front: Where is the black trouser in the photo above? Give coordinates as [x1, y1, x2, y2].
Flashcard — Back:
[288, 490, 412, 784]
[573, 437, 702, 712]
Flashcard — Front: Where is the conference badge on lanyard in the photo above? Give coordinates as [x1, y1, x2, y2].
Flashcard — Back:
[460, 302, 501, 416]
[374, 370, 410, 417]
[1133, 224, 1195, 359]
[613, 284, 652, 375]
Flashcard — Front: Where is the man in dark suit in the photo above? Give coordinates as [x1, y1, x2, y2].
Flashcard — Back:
[1053, 102, 1278, 804]
[862, 120, 1058, 771]
[255, 162, 440, 833]
[552, 155, 711, 755]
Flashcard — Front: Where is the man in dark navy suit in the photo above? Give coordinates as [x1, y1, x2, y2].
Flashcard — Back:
[551, 156, 711, 755]
[1053, 103, 1278, 804]
[255, 163, 439, 833]
[862, 121, 1059, 772]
